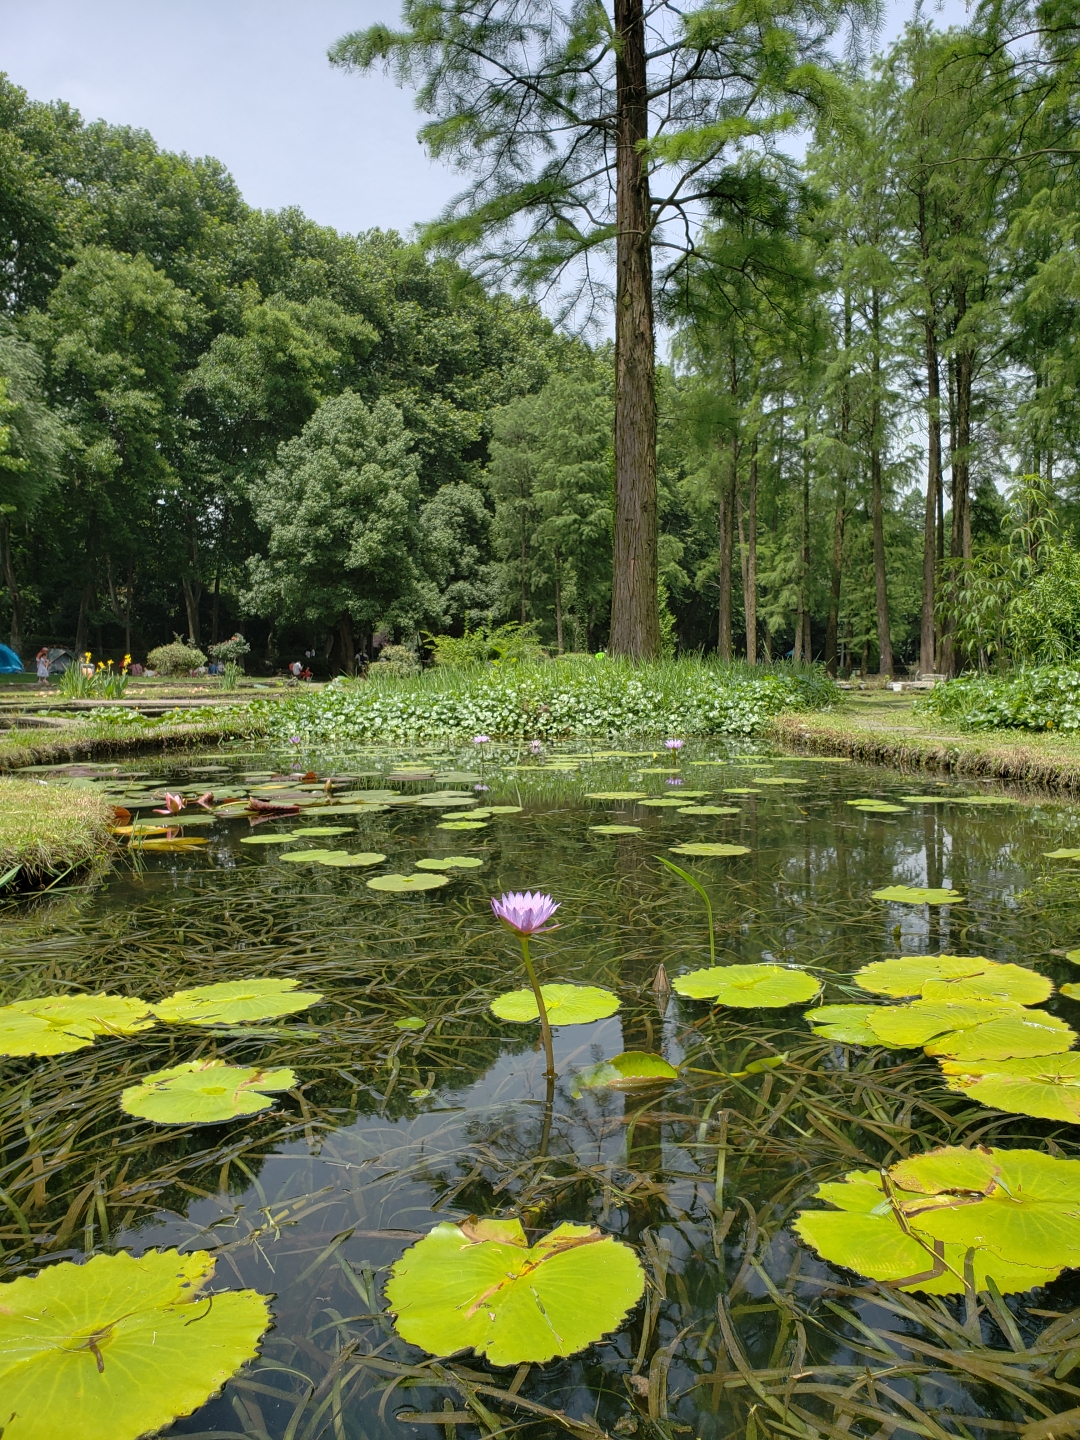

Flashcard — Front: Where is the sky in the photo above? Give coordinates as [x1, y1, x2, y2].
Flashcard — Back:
[2, 0, 973, 243]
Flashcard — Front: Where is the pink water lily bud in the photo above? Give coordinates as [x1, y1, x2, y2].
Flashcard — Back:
[490, 891, 560, 935]
[473, 734, 491, 745]
[153, 791, 185, 815]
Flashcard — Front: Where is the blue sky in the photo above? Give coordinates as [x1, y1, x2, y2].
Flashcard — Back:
[3, 0, 972, 241]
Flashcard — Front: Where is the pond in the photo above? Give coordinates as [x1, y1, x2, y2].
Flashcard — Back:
[5, 742, 1080, 1439]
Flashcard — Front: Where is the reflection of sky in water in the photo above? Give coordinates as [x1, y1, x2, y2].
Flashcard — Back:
[5, 744, 1080, 1436]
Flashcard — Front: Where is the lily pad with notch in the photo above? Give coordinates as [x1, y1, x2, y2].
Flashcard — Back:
[367, 872, 450, 892]
[0, 1248, 271, 1440]
[939, 1053, 1080, 1121]
[867, 998, 1074, 1060]
[591, 824, 643, 835]
[572, 1051, 679, 1093]
[385, 1216, 645, 1365]
[674, 964, 821, 1007]
[1045, 849, 1080, 860]
[677, 805, 741, 815]
[289, 825, 354, 837]
[314, 851, 386, 868]
[871, 885, 965, 905]
[586, 792, 647, 801]
[120, 1059, 297, 1124]
[669, 842, 750, 857]
[804, 1004, 884, 1045]
[0, 993, 157, 1057]
[415, 856, 485, 870]
[152, 978, 323, 1026]
[491, 984, 620, 1025]
[855, 954, 1052, 1006]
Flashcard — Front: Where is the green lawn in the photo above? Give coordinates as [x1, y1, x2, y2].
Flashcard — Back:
[0, 776, 115, 883]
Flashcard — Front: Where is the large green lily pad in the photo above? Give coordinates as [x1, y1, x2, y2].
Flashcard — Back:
[572, 1051, 679, 1092]
[855, 954, 1052, 1006]
[367, 872, 451, 892]
[674, 964, 821, 1007]
[152, 978, 323, 1026]
[289, 825, 353, 836]
[240, 834, 300, 845]
[415, 856, 485, 870]
[314, 851, 386, 868]
[640, 797, 694, 808]
[438, 820, 488, 831]
[386, 1217, 645, 1365]
[1045, 849, 1080, 860]
[491, 984, 620, 1025]
[0, 1248, 271, 1440]
[586, 792, 647, 801]
[677, 805, 741, 816]
[487, 805, 523, 814]
[669, 842, 750, 857]
[846, 799, 908, 814]
[794, 1146, 1080, 1294]
[590, 824, 643, 835]
[939, 1054, 1080, 1121]
[120, 1059, 296, 1124]
[0, 994, 157, 1057]
[871, 885, 965, 905]
[278, 848, 340, 863]
[867, 998, 1074, 1059]
[804, 1004, 883, 1044]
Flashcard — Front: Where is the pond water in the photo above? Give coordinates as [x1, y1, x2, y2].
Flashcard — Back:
[5, 743, 1080, 1438]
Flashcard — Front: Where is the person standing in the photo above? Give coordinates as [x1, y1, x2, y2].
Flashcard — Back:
[35, 648, 50, 686]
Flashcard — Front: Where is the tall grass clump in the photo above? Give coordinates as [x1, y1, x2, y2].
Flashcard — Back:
[918, 666, 1080, 731]
[260, 655, 838, 744]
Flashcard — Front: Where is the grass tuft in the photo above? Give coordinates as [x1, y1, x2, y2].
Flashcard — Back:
[0, 776, 116, 882]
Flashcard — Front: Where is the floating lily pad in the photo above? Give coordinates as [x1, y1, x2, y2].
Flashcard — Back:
[394, 1016, 426, 1030]
[367, 872, 451, 892]
[315, 851, 386, 868]
[867, 998, 1074, 1060]
[1045, 849, 1080, 860]
[669, 842, 750, 857]
[871, 885, 965, 905]
[855, 954, 1052, 1006]
[677, 805, 741, 816]
[639, 767, 680, 774]
[321, 803, 390, 814]
[240, 834, 300, 845]
[586, 792, 647, 801]
[415, 856, 484, 870]
[1062, 983, 1080, 1001]
[573, 1051, 679, 1091]
[386, 1217, 645, 1365]
[805, 1004, 883, 1044]
[433, 771, 481, 783]
[0, 1248, 271, 1440]
[794, 1146, 1080, 1294]
[0, 994, 157, 1057]
[722, 788, 760, 795]
[415, 794, 476, 807]
[130, 837, 208, 852]
[491, 984, 620, 1024]
[674, 964, 821, 1007]
[640, 797, 694, 807]
[590, 824, 643, 835]
[487, 805, 523, 814]
[438, 820, 489, 831]
[754, 777, 806, 787]
[290, 825, 354, 837]
[120, 1059, 296, 1124]
[846, 799, 908, 814]
[278, 848, 340, 863]
[939, 1053, 1080, 1121]
[152, 978, 323, 1025]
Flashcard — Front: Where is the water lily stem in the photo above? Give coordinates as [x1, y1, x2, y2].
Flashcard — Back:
[519, 935, 556, 1079]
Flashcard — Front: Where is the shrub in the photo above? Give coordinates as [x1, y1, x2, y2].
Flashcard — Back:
[147, 641, 207, 677]
[917, 666, 1080, 731]
[426, 623, 546, 667]
[372, 644, 421, 679]
[259, 656, 837, 743]
[208, 634, 250, 666]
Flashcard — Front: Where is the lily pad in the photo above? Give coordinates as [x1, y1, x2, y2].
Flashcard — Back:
[367, 872, 451, 892]
[491, 984, 620, 1025]
[677, 805, 741, 816]
[290, 825, 354, 837]
[794, 1146, 1080, 1294]
[129, 837, 208, 852]
[0, 994, 157, 1057]
[394, 1016, 426, 1030]
[586, 792, 647, 801]
[573, 1051, 679, 1091]
[438, 820, 489, 831]
[240, 834, 300, 845]
[846, 799, 908, 814]
[278, 848, 340, 863]
[723, 788, 760, 795]
[590, 824, 643, 835]
[415, 856, 485, 870]
[871, 885, 965, 905]
[855, 954, 1052, 1006]
[754, 777, 806, 787]
[152, 978, 323, 1025]
[867, 998, 1074, 1059]
[804, 1004, 883, 1044]
[433, 771, 482, 783]
[487, 805, 523, 814]
[386, 1217, 645, 1365]
[640, 797, 694, 807]
[939, 1054, 1080, 1121]
[1045, 849, 1080, 860]
[669, 842, 750, 857]
[120, 1059, 296, 1124]
[315, 851, 386, 868]
[674, 964, 821, 1007]
[0, 1248, 271, 1440]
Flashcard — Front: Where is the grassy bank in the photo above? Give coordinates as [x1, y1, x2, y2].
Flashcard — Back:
[771, 691, 1080, 790]
[0, 776, 115, 886]
[260, 657, 838, 743]
[0, 708, 267, 773]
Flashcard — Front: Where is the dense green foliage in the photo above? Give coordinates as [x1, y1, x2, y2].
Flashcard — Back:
[919, 668, 1080, 732]
[261, 657, 837, 742]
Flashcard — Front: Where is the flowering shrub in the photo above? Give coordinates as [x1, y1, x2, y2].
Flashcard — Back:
[917, 667, 1080, 731]
[258, 658, 837, 744]
[147, 641, 207, 677]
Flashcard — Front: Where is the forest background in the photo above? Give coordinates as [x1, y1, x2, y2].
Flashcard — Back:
[1, 0, 1079, 678]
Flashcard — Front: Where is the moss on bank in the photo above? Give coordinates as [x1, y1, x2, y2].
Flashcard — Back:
[0, 776, 115, 884]
[0, 713, 266, 773]
[771, 694, 1080, 791]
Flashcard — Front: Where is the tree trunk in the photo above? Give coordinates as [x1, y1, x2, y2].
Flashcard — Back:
[921, 316, 942, 674]
[554, 550, 564, 654]
[799, 419, 811, 663]
[718, 434, 736, 662]
[0, 514, 23, 652]
[182, 578, 202, 647]
[610, 0, 658, 658]
[870, 290, 892, 676]
[75, 578, 93, 655]
[952, 349, 973, 561]
[825, 485, 846, 676]
[745, 436, 757, 665]
[338, 613, 355, 676]
[519, 513, 528, 625]
[211, 566, 221, 647]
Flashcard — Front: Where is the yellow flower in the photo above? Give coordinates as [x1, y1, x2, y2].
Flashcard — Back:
[84, 651, 92, 662]
[123, 654, 131, 668]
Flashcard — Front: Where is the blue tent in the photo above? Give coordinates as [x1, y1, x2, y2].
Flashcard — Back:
[0, 644, 23, 673]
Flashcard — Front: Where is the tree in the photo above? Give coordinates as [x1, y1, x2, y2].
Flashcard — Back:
[330, 0, 873, 657]
[245, 391, 430, 669]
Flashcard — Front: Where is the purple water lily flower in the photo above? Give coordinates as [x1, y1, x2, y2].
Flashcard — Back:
[666, 776, 685, 786]
[529, 739, 543, 755]
[289, 735, 302, 745]
[474, 783, 490, 792]
[491, 891, 560, 936]
[473, 734, 491, 746]
[664, 738, 684, 751]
